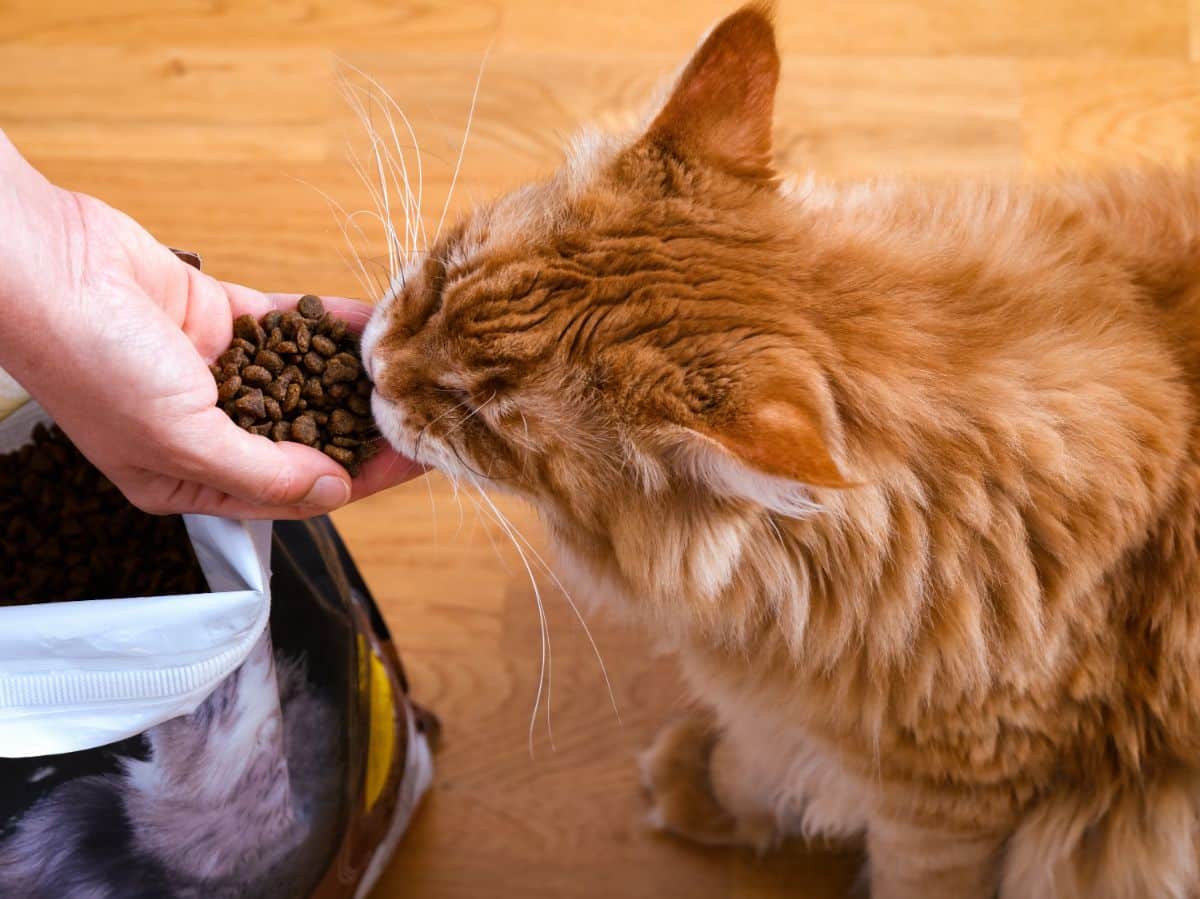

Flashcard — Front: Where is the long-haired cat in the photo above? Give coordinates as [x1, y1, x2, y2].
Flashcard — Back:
[362, 5, 1200, 896]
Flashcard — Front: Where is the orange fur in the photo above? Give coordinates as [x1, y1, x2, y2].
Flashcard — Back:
[365, 6, 1200, 896]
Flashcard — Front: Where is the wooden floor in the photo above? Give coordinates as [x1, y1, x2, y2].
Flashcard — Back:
[4, 1, 1200, 895]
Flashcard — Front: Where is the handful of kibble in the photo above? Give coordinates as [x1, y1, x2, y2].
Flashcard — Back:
[0, 424, 207, 606]
[212, 295, 377, 476]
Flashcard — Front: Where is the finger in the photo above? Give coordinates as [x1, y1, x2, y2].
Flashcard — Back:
[349, 443, 426, 502]
[132, 479, 342, 521]
[170, 409, 352, 511]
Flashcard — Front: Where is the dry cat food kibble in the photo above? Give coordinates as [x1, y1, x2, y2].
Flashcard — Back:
[0, 424, 207, 606]
[212, 295, 377, 476]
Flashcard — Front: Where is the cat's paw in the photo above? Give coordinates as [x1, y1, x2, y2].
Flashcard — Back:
[639, 714, 776, 851]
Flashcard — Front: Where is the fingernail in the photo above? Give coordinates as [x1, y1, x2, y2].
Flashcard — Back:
[303, 475, 350, 509]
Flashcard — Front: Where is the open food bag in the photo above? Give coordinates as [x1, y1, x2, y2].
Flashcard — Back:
[0, 398, 434, 898]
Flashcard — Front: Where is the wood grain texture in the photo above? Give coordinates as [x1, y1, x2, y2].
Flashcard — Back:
[2, 2, 1198, 896]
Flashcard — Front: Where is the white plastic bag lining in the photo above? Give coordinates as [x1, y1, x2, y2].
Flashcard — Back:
[0, 401, 273, 758]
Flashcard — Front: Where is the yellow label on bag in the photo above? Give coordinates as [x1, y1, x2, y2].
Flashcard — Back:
[360, 636, 397, 812]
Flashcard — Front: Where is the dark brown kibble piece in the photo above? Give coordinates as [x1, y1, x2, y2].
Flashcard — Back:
[311, 334, 337, 357]
[332, 436, 361, 448]
[263, 311, 282, 332]
[281, 311, 304, 336]
[234, 388, 266, 418]
[263, 397, 282, 421]
[231, 338, 257, 355]
[218, 347, 247, 369]
[254, 350, 284, 375]
[295, 323, 311, 353]
[348, 394, 370, 416]
[283, 382, 302, 413]
[291, 414, 319, 445]
[303, 378, 325, 406]
[323, 444, 356, 466]
[329, 408, 356, 435]
[323, 353, 359, 384]
[275, 340, 298, 355]
[236, 413, 258, 429]
[298, 294, 325, 319]
[233, 314, 265, 345]
[265, 380, 286, 401]
[217, 376, 242, 402]
[248, 422, 274, 438]
[241, 365, 272, 387]
[328, 383, 350, 400]
[266, 327, 284, 351]
[302, 352, 326, 374]
[271, 421, 291, 442]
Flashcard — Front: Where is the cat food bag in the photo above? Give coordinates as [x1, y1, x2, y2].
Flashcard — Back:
[0, 398, 434, 899]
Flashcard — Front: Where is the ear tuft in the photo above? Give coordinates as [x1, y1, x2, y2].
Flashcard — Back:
[643, 3, 781, 179]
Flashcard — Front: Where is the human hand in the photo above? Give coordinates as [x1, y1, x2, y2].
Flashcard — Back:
[0, 132, 422, 518]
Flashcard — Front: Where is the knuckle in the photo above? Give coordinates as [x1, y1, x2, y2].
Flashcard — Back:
[250, 465, 295, 507]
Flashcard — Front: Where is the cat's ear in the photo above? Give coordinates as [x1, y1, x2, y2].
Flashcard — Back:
[672, 395, 852, 517]
[642, 3, 781, 179]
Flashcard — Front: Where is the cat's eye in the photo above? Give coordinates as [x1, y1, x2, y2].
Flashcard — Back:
[435, 383, 473, 410]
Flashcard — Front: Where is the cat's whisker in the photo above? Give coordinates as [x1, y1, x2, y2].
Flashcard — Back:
[465, 481, 513, 574]
[465, 481, 554, 756]
[444, 466, 468, 540]
[336, 73, 405, 281]
[338, 60, 428, 254]
[482, 500, 621, 726]
[285, 174, 381, 300]
[423, 463, 439, 544]
[343, 137, 403, 287]
[413, 398, 474, 462]
[434, 45, 490, 244]
[343, 81, 419, 266]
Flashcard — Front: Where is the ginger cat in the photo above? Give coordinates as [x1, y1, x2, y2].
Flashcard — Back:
[363, 5, 1200, 896]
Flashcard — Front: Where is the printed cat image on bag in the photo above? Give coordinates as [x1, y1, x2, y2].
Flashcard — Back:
[0, 637, 335, 899]
[357, 4, 1200, 898]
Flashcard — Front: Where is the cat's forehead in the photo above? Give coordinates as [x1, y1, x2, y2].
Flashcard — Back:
[446, 129, 628, 267]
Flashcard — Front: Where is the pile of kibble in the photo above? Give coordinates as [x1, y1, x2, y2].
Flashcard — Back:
[0, 424, 207, 606]
[212, 295, 377, 476]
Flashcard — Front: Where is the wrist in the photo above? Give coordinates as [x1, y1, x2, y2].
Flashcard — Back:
[0, 135, 85, 365]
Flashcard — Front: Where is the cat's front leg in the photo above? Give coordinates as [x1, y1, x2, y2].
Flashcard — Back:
[867, 815, 1006, 899]
[639, 710, 780, 851]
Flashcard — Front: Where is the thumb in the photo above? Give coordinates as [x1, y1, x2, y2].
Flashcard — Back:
[173, 409, 352, 511]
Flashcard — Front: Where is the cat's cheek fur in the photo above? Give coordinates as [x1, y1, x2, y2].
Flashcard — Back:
[359, 296, 391, 384]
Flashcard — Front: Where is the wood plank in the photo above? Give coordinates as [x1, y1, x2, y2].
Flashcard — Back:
[0, 0, 1186, 56]
[1022, 60, 1200, 169]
